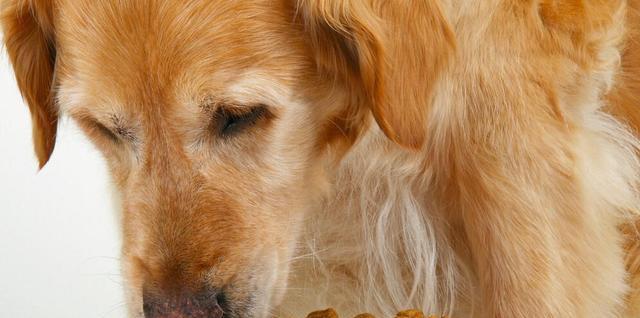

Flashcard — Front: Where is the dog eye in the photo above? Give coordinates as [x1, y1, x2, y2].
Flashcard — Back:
[82, 116, 136, 145]
[214, 105, 268, 137]
[87, 118, 121, 143]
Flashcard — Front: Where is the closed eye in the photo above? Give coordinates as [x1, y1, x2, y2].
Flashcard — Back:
[86, 117, 121, 143]
[77, 114, 136, 145]
[213, 105, 270, 137]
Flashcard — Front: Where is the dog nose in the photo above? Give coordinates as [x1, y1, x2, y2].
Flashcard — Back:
[142, 289, 225, 318]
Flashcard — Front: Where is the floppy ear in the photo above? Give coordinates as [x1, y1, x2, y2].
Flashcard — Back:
[1, 0, 58, 168]
[298, 0, 455, 149]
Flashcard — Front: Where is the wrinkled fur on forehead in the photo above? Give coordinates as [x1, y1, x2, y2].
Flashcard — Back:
[53, 0, 312, 105]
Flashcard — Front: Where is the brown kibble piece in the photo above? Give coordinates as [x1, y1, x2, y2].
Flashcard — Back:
[306, 308, 339, 318]
[305, 308, 445, 318]
[395, 309, 425, 318]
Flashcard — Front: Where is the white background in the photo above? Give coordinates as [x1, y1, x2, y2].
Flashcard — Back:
[0, 51, 127, 316]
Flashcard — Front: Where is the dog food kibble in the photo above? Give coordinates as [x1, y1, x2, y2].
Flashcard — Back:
[394, 310, 425, 318]
[306, 308, 441, 318]
[306, 309, 339, 318]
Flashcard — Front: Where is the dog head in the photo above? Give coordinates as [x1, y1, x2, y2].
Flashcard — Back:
[1, 0, 453, 316]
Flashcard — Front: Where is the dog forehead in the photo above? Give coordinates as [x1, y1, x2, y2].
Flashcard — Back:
[55, 0, 309, 112]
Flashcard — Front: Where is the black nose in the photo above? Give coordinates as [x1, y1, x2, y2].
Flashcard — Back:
[143, 289, 225, 318]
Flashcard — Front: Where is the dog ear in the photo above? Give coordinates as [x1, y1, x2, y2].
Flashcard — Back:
[298, 0, 455, 149]
[1, 0, 58, 168]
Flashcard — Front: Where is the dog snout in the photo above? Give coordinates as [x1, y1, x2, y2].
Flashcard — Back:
[142, 289, 226, 318]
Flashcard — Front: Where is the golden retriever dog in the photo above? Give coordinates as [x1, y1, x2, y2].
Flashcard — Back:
[3, 0, 640, 317]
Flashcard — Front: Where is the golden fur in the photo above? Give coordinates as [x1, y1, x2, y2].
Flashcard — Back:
[3, 0, 640, 317]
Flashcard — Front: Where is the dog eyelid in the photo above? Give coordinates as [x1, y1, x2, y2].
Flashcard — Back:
[82, 115, 137, 144]
[209, 103, 271, 137]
